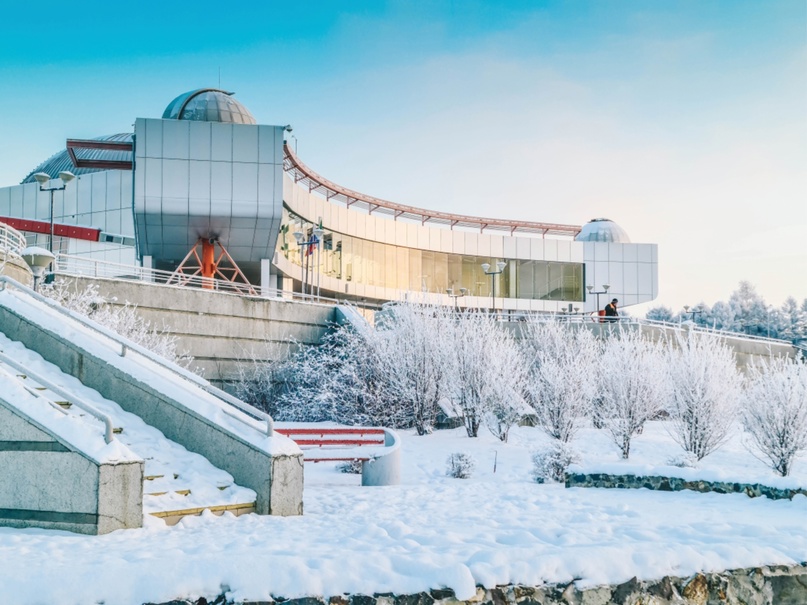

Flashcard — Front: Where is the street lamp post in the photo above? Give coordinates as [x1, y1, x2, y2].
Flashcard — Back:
[446, 287, 468, 311]
[33, 171, 75, 253]
[586, 284, 610, 320]
[683, 304, 704, 324]
[293, 225, 324, 298]
[481, 260, 507, 313]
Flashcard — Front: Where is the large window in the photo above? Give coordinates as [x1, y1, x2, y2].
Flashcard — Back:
[279, 209, 583, 301]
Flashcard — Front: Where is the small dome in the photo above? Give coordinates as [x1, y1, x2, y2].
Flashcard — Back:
[22, 133, 133, 184]
[162, 89, 256, 124]
[575, 218, 631, 243]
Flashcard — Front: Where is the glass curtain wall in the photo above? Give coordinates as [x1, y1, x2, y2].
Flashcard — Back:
[279, 208, 583, 301]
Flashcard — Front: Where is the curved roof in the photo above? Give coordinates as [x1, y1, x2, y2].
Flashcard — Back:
[162, 89, 256, 124]
[283, 144, 582, 238]
[21, 133, 133, 184]
[575, 218, 631, 243]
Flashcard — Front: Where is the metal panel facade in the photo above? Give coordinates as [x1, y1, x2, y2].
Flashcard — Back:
[133, 118, 284, 269]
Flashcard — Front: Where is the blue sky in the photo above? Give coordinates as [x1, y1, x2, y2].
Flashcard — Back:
[1, 1, 804, 312]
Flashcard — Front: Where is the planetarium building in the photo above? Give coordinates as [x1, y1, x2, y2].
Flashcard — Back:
[0, 89, 658, 313]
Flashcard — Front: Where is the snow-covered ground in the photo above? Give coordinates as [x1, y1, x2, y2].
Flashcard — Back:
[2, 423, 806, 605]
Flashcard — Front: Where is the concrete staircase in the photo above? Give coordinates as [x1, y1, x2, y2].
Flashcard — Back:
[0, 338, 257, 526]
[0, 276, 303, 534]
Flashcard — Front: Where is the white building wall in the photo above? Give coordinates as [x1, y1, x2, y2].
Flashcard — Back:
[284, 174, 658, 313]
[0, 169, 135, 261]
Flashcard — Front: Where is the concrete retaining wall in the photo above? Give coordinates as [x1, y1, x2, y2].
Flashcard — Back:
[0, 255, 32, 287]
[507, 320, 796, 370]
[0, 402, 143, 535]
[56, 276, 336, 390]
[0, 299, 303, 516]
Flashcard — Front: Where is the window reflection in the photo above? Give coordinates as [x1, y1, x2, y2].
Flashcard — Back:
[279, 208, 583, 302]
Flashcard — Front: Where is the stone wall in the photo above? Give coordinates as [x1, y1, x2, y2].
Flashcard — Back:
[566, 472, 807, 501]
[147, 563, 807, 605]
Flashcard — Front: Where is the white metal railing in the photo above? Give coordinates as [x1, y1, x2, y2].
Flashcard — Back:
[0, 275, 275, 437]
[0, 351, 115, 444]
[51, 253, 386, 311]
[48, 255, 793, 347]
[479, 311, 792, 345]
[53, 254, 261, 296]
[0, 222, 27, 259]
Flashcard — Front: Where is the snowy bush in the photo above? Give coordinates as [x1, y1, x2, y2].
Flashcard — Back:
[446, 452, 476, 479]
[742, 358, 807, 476]
[666, 452, 699, 468]
[596, 329, 668, 458]
[337, 459, 364, 474]
[521, 320, 599, 442]
[449, 310, 528, 441]
[40, 278, 193, 368]
[666, 331, 740, 460]
[531, 441, 579, 483]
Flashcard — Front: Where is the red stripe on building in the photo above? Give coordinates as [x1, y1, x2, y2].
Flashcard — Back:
[0, 216, 101, 242]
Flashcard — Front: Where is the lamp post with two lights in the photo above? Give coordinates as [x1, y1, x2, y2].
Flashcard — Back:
[32, 171, 75, 254]
[446, 287, 467, 311]
[586, 284, 610, 320]
[481, 261, 507, 313]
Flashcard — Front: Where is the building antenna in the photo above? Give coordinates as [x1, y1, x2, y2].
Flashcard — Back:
[218, 67, 221, 88]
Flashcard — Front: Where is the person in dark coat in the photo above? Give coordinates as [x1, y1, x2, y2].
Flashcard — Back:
[604, 298, 619, 322]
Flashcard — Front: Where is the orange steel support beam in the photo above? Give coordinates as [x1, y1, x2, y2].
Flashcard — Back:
[166, 238, 257, 296]
[201, 238, 216, 289]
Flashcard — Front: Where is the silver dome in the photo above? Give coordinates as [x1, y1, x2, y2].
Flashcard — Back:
[22, 133, 133, 184]
[575, 218, 631, 243]
[162, 89, 256, 124]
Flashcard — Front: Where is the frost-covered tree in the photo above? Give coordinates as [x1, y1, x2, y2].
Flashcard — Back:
[40, 278, 193, 368]
[449, 310, 527, 440]
[645, 306, 674, 322]
[247, 301, 457, 433]
[707, 301, 735, 332]
[372, 303, 456, 434]
[742, 358, 807, 476]
[666, 330, 740, 460]
[597, 329, 669, 458]
[778, 297, 807, 343]
[521, 319, 599, 442]
[729, 281, 769, 337]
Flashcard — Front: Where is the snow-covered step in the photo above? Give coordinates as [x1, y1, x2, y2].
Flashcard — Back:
[0, 332, 257, 525]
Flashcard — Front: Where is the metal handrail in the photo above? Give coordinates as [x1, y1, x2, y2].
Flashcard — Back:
[53, 254, 264, 297]
[0, 221, 27, 258]
[475, 310, 793, 345]
[0, 275, 275, 437]
[52, 253, 386, 311]
[0, 351, 115, 444]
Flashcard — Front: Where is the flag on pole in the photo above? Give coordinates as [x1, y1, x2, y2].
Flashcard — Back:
[305, 232, 318, 257]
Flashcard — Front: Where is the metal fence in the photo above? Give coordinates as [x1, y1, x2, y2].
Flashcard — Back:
[49, 254, 793, 347]
[0, 221, 27, 259]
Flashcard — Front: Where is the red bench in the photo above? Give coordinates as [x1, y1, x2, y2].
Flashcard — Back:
[275, 427, 386, 461]
[275, 426, 401, 486]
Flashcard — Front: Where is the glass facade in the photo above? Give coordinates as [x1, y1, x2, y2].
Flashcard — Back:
[279, 208, 584, 301]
